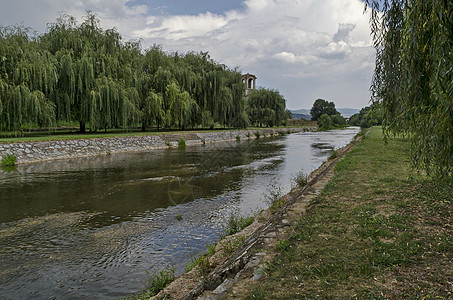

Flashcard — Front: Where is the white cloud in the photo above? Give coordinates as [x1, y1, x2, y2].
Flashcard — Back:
[0, 0, 375, 109]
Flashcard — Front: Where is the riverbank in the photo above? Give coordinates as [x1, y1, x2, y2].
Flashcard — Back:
[147, 127, 452, 299]
[0, 127, 315, 164]
[234, 127, 452, 299]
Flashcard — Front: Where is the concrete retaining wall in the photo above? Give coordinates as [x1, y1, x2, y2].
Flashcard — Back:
[0, 127, 316, 164]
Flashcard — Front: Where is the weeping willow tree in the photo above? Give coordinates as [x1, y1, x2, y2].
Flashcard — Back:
[366, 0, 453, 177]
[0, 26, 56, 133]
[42, 12, 142, 132]
[1, 12, 251, 133]
[247, 88, 287, 127]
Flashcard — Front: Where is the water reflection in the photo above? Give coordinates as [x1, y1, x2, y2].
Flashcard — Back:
[0, 128, 359, 299]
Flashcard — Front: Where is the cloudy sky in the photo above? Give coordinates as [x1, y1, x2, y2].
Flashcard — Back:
[0, 0, 376, 110]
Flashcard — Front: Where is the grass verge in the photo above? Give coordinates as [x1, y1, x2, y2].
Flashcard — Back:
[0, 126, 314, 143]
[242, 127, 452, 299]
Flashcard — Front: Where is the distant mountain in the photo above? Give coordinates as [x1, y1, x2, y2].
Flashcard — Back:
[290, 113, 311, 120]
[337, 108, 360, 117]
[291, 108, 310, 115]
[291, 108, 360, 119]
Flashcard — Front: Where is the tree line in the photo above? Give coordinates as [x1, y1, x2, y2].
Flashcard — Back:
[0, 13, 288, 134]
[366, 0, 452, 177]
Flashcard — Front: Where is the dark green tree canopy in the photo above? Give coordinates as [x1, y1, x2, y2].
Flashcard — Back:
[246, 88, 287, 127]
[310, 99, 339, 121]
[0, 12, 256, 134]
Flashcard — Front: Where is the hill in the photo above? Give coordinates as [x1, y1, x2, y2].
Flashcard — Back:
[291, 108, 360, 119]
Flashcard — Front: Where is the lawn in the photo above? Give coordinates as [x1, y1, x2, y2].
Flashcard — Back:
[242, 127, 452, 299]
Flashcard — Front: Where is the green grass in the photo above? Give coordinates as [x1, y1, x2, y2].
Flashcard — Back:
[184, 214, 254, 276]
[178, 139, 186, 149]
[124, 265, 175, 300]
[291, 170, 308, 188]
[222, 214, 255, 237]
[1, 154, 16, 167]
[241, 127, 452, 299]
[0, 125, 311, 143]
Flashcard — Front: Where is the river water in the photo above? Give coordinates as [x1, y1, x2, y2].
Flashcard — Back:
[0, 128, 359, 299]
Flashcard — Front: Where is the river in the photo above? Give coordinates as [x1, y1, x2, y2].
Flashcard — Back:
[0, 128, 359, 299]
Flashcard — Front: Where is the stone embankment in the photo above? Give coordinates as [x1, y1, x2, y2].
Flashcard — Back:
[0, 127, 315, 164]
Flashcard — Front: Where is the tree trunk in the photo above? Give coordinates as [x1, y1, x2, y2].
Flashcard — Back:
[80, 121, 86, 133]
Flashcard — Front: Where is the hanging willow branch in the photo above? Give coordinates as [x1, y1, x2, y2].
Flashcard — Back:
[366, 0, 453, 177]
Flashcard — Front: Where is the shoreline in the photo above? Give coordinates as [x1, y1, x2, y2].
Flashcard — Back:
[0, 127, 316, 165]
[146, 129, 367, 299]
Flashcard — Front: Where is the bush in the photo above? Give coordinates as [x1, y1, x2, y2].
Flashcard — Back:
[331, 114, 346, 126]
[126, 265, 175, 299]
[178, 139, 186, 148]
[1, 154, 16, 167]
[292, 171, 308, 188]
[317, 114, 333, 130]
[223, 214, 254, 236]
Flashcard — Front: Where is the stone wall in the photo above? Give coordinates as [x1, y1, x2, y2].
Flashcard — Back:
[0, 127, 316, 164]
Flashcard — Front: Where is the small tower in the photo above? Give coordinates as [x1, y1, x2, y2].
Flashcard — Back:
[242, 73, 257, 96]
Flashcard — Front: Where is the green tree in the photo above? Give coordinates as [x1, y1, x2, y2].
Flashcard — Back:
[310, 99, 338, 121]
[317, 114, 333, 130]
[366, 0, 452, 176]
[331, 114, 346, 126]
[247, 88, 287, 127]
[0, 26, 56, 133]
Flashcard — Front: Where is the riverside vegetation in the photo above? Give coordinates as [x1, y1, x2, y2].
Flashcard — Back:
[240, 127, 452, 299]
[0, 12, 290, 138]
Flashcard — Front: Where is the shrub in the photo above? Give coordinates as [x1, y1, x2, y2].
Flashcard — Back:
[223, 214, 254, 237]
[292, 171, 308, 188]
[1, 154, 16, 167]
[317, 114, 333, 130]
[331, 114, 346, 126]
[126, 265, 176, 299]
[178, 139, 186, 148]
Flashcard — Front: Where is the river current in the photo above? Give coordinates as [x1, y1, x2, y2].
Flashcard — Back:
[0, 128, 359, 299]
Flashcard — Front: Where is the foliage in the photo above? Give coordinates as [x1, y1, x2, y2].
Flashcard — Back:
[349, 102, 383, 128]
[1, 154, 16, 166]
[275, 239, 291, 252]
[310, 99, 339, 121]
[292, 170, 308, 188]
[178, 139, 186, 149]
[221, 235, 246, 256]
[126, 265, 175, 299]
[317, 113, 333, 130]
[223, 214, 254, 237]
[0, 13, 250, 135]
[366, 0, 453, 177]
[246, 88, 287, 127]
[330, 114, 346, 126]
[185, 251, 212, 276]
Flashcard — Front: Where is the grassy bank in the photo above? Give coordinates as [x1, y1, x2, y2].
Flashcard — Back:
[0, 126, 315, 143]
[241, 127, 452, 299]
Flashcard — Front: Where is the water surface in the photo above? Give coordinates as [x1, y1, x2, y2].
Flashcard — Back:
[0, 128, 359, 299]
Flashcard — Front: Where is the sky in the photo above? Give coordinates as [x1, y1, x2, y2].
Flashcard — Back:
[0, 0, 376, 110]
